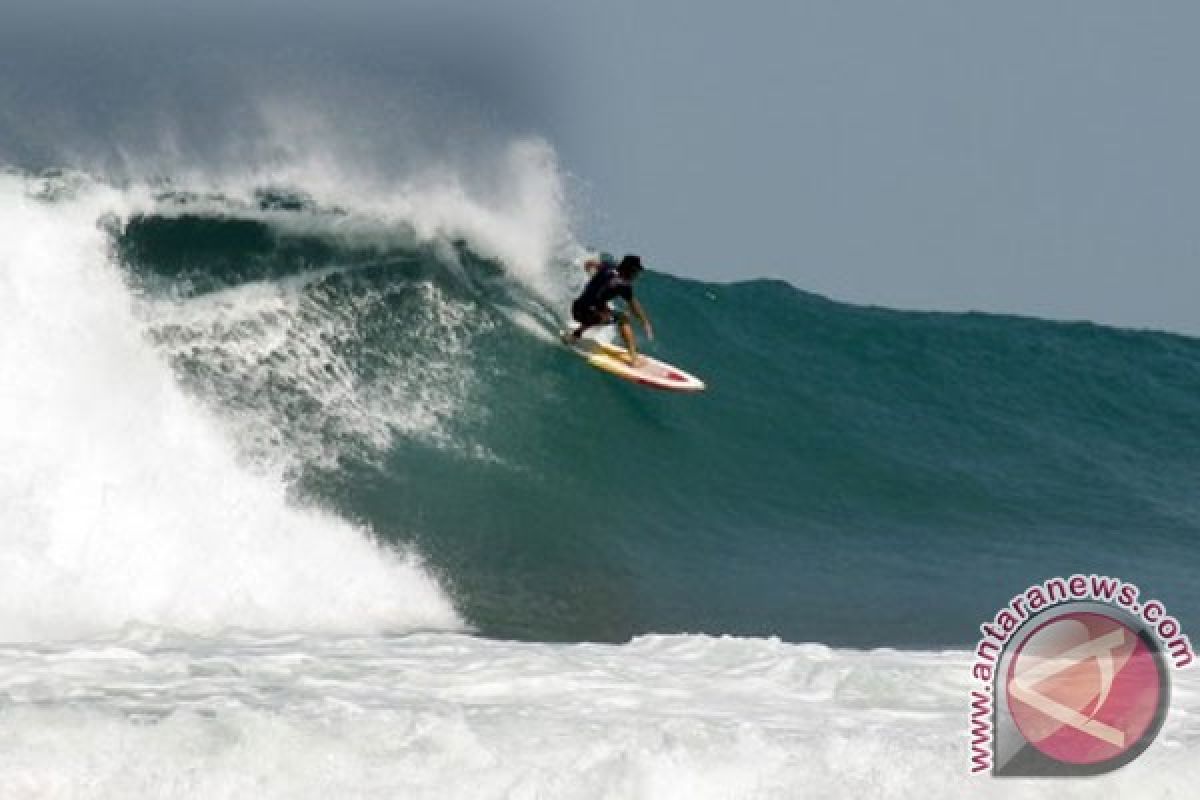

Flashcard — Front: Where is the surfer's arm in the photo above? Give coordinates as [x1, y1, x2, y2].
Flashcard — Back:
[630, 298, 654, 340]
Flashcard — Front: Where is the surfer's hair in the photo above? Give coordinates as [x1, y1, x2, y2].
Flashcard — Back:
[617, 254, 644, 279]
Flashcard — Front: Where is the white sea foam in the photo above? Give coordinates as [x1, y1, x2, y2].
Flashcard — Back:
[140, 270, 491, 469]
[0, 172, 461, 640]
[0, 631, 1194, 799]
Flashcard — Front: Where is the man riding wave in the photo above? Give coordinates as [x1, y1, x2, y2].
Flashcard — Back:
[566, 253, 654, 366]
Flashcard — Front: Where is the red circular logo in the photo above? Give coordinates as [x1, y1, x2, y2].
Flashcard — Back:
[1006, 611, 1163, 765]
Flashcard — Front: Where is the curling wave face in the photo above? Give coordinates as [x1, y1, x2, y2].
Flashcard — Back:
[5, 161, 1200, 648]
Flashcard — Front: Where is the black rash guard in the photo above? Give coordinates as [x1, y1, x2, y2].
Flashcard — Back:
[573, 265, 633, 319]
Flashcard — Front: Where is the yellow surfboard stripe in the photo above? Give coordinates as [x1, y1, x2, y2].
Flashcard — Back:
[565, 335, 706, 392]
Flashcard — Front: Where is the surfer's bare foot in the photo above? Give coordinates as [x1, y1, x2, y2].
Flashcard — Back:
[624, 351, 640, 367]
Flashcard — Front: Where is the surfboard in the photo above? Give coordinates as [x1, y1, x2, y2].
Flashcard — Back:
[561, 333, 706, 392]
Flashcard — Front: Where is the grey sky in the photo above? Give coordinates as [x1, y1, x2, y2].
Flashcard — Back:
[532, 2, 1200, 336]
[4, 1, 1198, 334]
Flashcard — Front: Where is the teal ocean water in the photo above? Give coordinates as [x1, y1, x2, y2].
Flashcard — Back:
[4, 166, 1198, 798]
[117, 195, 1200, 648]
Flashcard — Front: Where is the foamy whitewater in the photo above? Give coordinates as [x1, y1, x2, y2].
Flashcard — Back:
[2, 152, 1198, 798]
[0, 632, 1196, 798]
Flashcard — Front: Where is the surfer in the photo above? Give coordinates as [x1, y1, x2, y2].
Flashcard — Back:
[567, 254, 654, 365]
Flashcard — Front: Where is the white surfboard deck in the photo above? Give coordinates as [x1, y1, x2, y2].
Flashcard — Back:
[561, 333, 706, 393]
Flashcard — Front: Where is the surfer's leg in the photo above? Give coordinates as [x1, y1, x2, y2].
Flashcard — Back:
[571, 307, 611, 341]
[570, 314, 601, 340]
[616, 312, 638, 365]
[569, 302, 595, 340]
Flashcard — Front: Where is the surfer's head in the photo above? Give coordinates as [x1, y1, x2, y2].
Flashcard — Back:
[617, 254, 644, 280]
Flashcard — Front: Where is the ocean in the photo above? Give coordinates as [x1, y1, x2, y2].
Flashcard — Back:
[2, 149, 1198, 795]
